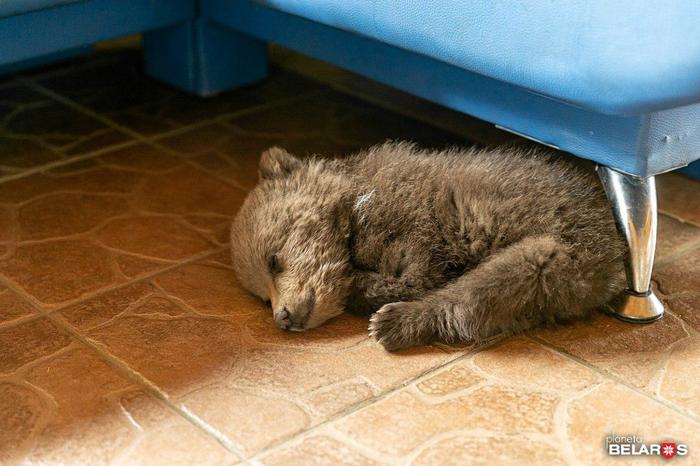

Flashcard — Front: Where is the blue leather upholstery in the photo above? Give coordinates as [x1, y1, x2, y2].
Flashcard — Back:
[0, 0, 192, 66]
[249, 0, 700, 115]
[0, 0, 81, 18]
[199, 0, 700, 177]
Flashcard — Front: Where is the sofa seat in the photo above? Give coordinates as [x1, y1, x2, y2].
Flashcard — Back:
[249, 0, 700, 115]
[0, 0, 193, 67]
[0, 0, 82, 18]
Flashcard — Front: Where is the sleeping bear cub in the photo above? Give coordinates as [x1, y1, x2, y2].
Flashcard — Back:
[231, 142, 626, 350]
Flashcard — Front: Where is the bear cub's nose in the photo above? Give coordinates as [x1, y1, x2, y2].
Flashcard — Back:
[274, 308, 291, 330]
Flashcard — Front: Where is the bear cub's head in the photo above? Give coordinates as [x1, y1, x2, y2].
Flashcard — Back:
[231, 147, 353, 331]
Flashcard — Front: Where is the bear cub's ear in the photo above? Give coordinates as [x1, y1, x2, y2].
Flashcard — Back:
[259, 147, 302, 180]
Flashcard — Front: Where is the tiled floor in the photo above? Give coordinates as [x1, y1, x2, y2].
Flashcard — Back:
[1, 46, 699, 466]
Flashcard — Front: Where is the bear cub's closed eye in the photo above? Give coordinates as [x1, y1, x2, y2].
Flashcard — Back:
[268, 254, 281, 274]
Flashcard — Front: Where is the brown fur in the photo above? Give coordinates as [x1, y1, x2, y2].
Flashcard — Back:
[230, 142, 626, 350]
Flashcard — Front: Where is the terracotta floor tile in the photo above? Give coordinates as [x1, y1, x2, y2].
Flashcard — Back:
[658, 336, 700, 418]
[0, 317, 71, 375]
[0, 83, 127, 178]
[411, 434, 567, 466]
[414, 362, 484, 396]
[59, 281, 161, 330]
[132, 164, 245, 217]
[658, 172, 700, 225]
[156, 122, 295, 191]
[0, 284, 36, 325]
[153, 91, 467, 192]
[37, 51, 324, 135]
[566, 382, 699, 465]
[534, 313, 690, 390]
[88, 313, 246, 394]
[258, 429, 568, 466]
[655, 246, 700, 332]
[96, 216, 214, 261]
[115, 391, 239, 466]
[471, 337, 600, 393]
[98, 141, 181, 173]
[0, 317, 235, 465]
[0, 138, 60, 178]
[308, 341, 698, 465]
[1, 239, 116, 304]
[333, 383, 560, 458]
[18, 192, 129, 240]
[177, 385, 312, 456]
[153, 262, 263, 318]
[258, 434, 382, 466]
[229, 90, 468, 152]
[0, 157, 139, 203]
[656, 214, 700, 260]
[54, 257, 456, 457]
[0, 204, 16, 244]
[654, 245, 700, 295]
[0, 144, 243, 307]
[330, 339, 584, 464]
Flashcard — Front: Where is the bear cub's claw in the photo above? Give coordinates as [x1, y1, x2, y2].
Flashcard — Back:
[369, 302, 428, 351]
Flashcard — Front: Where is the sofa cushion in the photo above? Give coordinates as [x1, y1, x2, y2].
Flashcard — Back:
[0, 0, 83, 18]
[249, 0, 700, 114]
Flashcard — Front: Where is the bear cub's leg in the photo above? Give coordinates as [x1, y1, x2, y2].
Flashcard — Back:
[369, 236, 601, 351]
[346, 269, 435, 316]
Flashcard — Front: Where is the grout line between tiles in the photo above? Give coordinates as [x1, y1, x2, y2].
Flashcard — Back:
[145, 88, 331, 142]
[18, 77, 328, 190]
[21, 75, 328, 145]
[44, 311, 249, 463]
[2, 248, 229, 310]
[0, 246, 227, 320]
[528, 335, 700, 425]
[0, 138, 141, 184]
[667, 309, 700, 338]
[20, 73, 332, 142]
[16, 50, 127, 82]
[2, 247, 251, 463]
[659, 208, 700, 229]
[656, 236, 700, 267]
[248, 337, 505, 460]
[0, 310, 47, 331]
[646, 331, 690, 398]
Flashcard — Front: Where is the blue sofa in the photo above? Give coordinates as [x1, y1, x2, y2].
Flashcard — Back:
[4, 0, 700, 323]
[0, 0, 192, 71]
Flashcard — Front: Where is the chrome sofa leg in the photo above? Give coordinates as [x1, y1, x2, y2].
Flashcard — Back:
[597, 166, 664, 322]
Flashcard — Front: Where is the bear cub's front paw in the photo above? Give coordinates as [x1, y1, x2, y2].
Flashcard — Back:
[368, 301, 430, 351]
